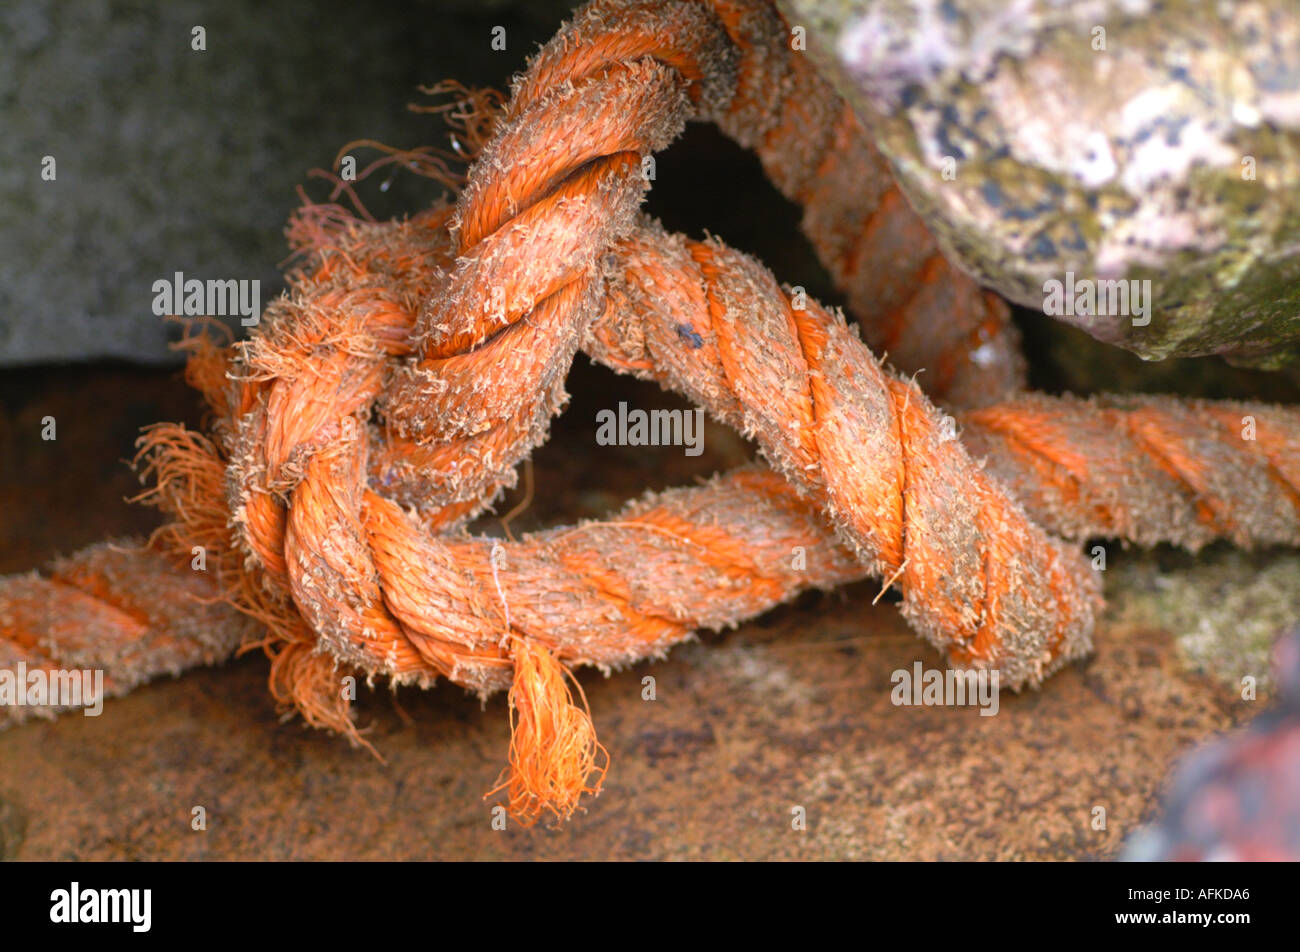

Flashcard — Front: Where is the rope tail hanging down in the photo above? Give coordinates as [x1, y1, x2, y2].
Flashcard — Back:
[4, 0, 1300, 825]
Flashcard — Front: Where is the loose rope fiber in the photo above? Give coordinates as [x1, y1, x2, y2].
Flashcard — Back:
[4, 0, 1300, 824]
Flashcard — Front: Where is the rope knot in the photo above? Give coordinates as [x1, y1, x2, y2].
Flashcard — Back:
[8, 0, 1293, 826]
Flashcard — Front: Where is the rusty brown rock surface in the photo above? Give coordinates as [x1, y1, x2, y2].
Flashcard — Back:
[0, 363, 1259, 860]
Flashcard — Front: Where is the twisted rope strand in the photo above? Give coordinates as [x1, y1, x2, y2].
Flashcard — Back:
[699, 0, 1026, 408]
[592, 220, 1098, 684]
[0, 543, 253, 728]
[963, 395, 1300, 551]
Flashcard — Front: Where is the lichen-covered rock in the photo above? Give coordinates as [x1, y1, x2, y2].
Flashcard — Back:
[782, 0, 1300, 367]
[1103, 545, 1300, 692]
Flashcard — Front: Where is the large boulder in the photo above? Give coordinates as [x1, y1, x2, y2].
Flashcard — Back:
[783, 0, 1300, 367]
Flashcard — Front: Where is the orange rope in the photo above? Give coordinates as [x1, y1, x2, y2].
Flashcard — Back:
[4, 0, 1300, 826]
[700, 0, 1024, 408]
[0, 543, 253, 729]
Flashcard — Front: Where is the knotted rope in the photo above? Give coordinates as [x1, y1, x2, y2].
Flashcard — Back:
[4, 0, 1300, 825]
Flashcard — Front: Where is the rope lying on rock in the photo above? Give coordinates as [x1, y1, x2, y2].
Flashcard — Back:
[0, 544, 254, 728]
[4, 0, 1300, 823]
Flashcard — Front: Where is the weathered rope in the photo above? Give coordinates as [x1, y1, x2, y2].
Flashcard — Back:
[698, 0, 1025, 409]
[4, 0, 1300, 825]
[0, 543, 253, 728]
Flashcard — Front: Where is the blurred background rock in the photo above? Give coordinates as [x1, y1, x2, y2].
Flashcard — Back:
[0, 0, 576, 364]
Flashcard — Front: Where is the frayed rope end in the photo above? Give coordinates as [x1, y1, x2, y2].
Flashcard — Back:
[488, 638, 608, 827]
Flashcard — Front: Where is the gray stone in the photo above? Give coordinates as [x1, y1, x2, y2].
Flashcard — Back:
[783, 0, 1300, 367]
[0, 0, 568, 365]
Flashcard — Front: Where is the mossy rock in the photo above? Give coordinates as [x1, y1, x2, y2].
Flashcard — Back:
[1104, 544, 1300, 694]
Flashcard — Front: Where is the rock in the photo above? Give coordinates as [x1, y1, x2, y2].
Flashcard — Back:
[1103, 545, 1300, 693]
[783, 0, 1300, 368]
[0, 792, 25, 859]
[1122, 625, 1300, 861]
[0, 0, 569, 365]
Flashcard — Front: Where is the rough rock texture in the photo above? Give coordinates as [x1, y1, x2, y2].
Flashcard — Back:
[0, 0, 570, 365]
[782, 0, 1300, 367]
[1105, 546, 1300, 694]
